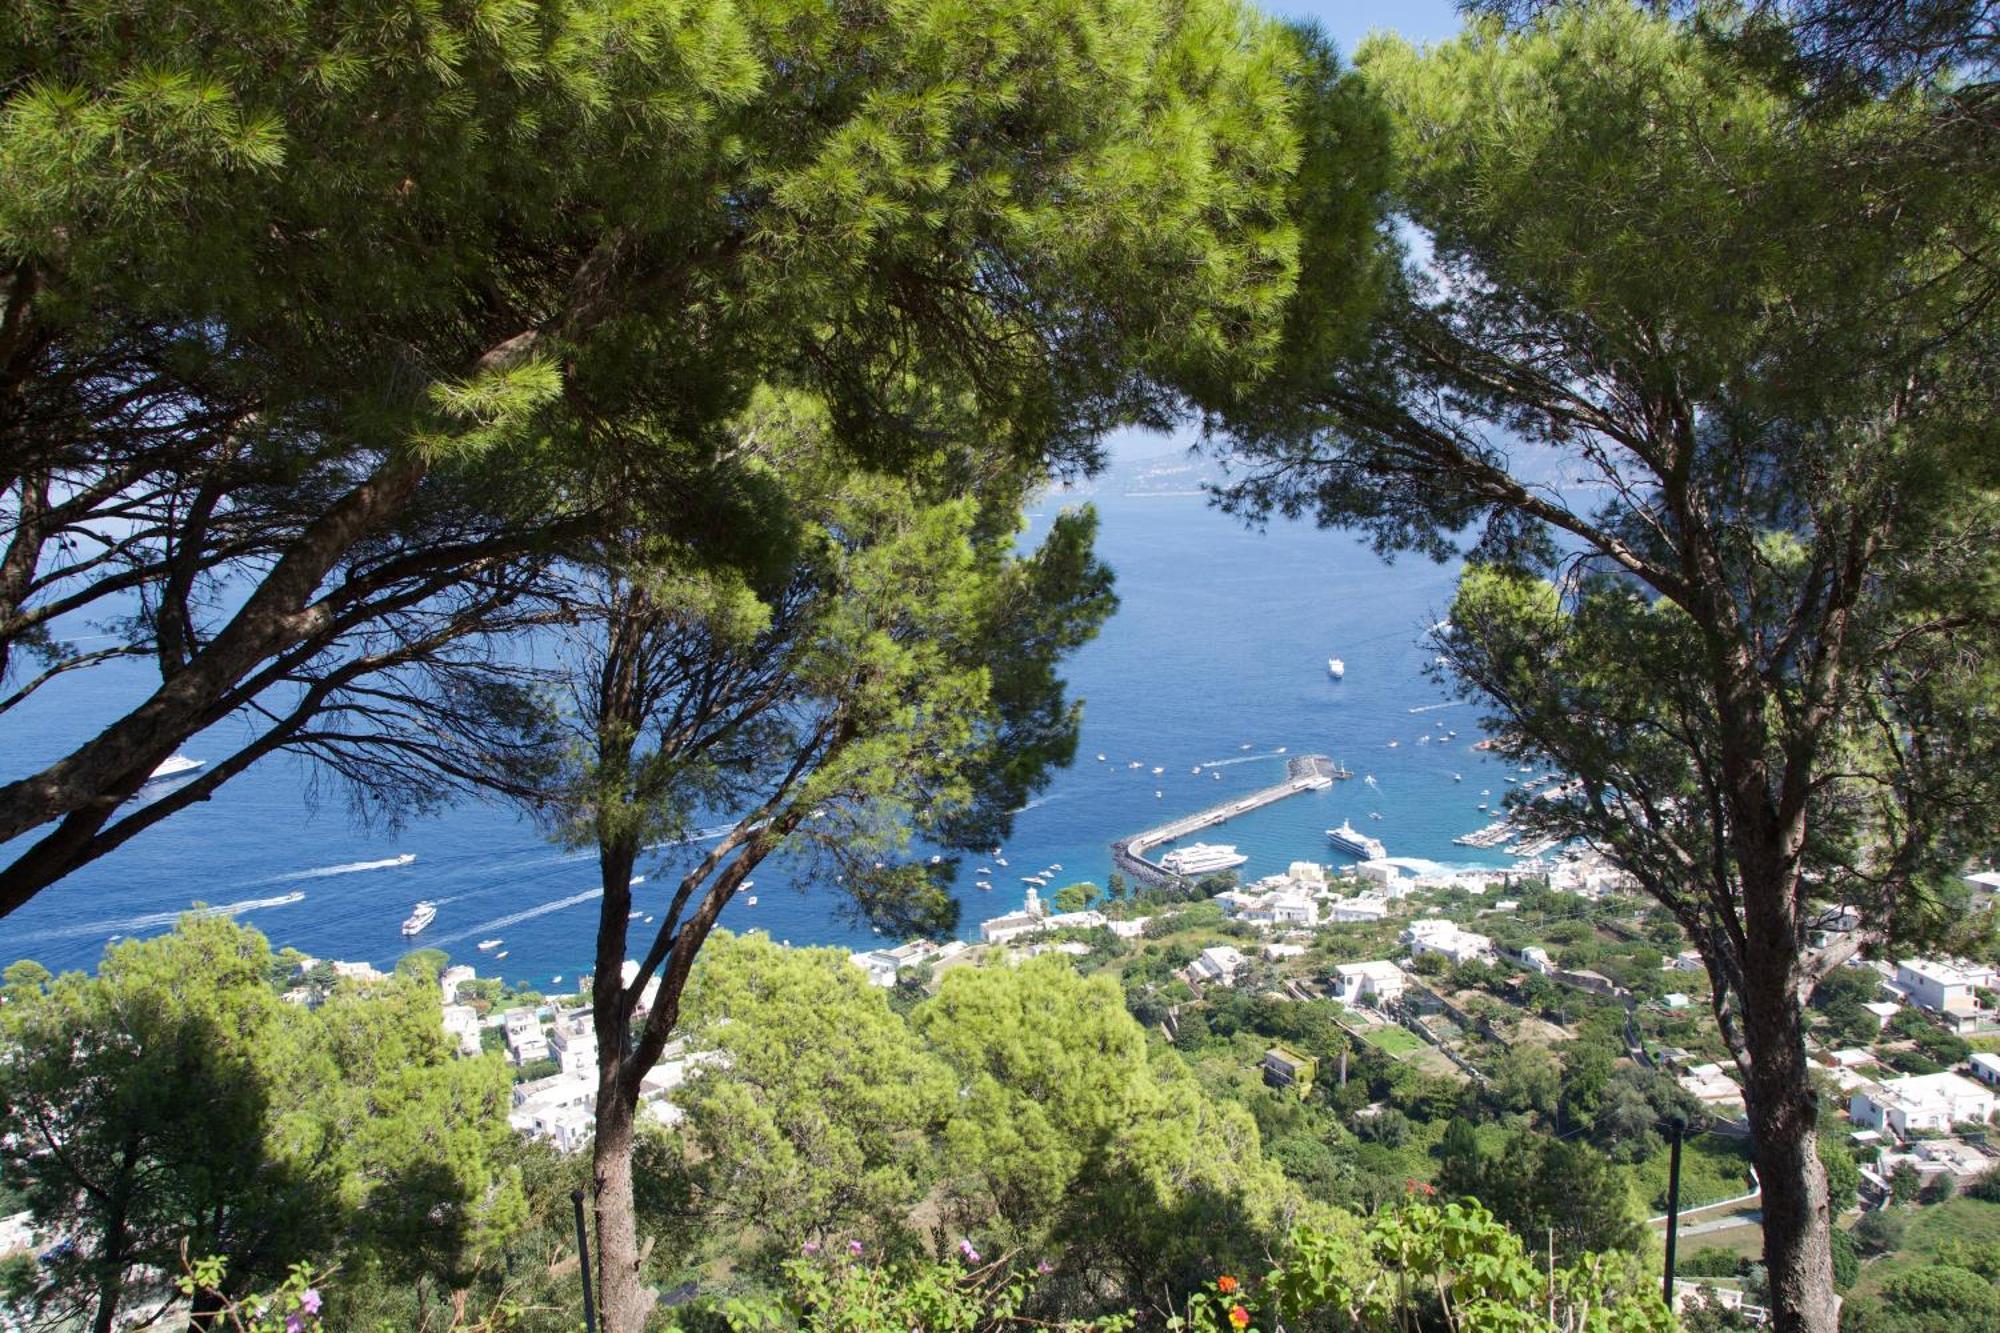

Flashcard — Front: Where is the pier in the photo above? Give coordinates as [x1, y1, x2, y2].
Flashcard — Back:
[1112, 754, 1339, 891]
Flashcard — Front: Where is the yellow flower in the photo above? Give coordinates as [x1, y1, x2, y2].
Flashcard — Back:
[1229, 1306, 1250, 1329]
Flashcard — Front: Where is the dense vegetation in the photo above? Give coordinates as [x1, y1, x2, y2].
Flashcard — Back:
[3, 0, 1997, 1330]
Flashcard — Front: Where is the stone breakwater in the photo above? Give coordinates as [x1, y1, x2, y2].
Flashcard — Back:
[1111, 754, 1336, 891]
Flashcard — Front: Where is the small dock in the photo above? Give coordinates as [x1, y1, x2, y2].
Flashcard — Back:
[1113, 754, 1337, 890]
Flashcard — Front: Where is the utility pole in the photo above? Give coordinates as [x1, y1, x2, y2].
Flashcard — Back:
[572, 1188, 598, 1333]
[1662, 1117, 1686, 1310]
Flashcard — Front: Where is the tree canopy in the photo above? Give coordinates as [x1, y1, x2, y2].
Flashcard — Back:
[1213, 5, 2000, 1329]
[0, 0, 1379, 916]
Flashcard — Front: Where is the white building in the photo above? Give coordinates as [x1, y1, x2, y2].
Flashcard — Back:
[441, 1003, 484, 1057]
[1263, 942, 1308, 962]
[441, 964, 476, 1004]
[1679, 1062, 1744, 1105]
[1971, 1052, 2000, 1088]
[1355, 859, 1410, 892]
[509, 1071, 597, 1153]
[1187, 946, 1247, 988]
[1327, 895, 1389, 923]
[547, 1009, 598, 1080]
[1518, 945, 1553, 975]
[1894, 959, 1980, 1017]
[1216, 888, 1318, 930]
[502, 1007, 550, 1067]
[849, 950, 901, 987]
[1402, 918, 1493, 966]
[1849, 1072, 1997, 1137]
[1043, 909, 1109, 932]
[1108, 917, 1153, 939]
[1287, 862, 1329, 893]
[1332, 959, 1407, 1006]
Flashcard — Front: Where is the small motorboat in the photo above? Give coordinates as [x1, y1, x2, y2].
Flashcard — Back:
[478, 939, 503, 951]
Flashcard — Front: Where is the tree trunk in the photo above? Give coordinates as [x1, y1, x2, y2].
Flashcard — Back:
[592, 1089, 654, 1333]
[1738, 971, 1838, 1333]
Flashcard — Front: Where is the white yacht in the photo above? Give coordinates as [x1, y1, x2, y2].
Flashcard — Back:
[1159, 843, 1249, 876]
[1151, 766, 1165, 775]
[1327, 657, 1345, 679]
[477, 938, 502, 951]
[745, 895, 758, 906]
[1325, 820, 1388, 861]
[147, 754, 204, 782]
[400, 900, 437, 935]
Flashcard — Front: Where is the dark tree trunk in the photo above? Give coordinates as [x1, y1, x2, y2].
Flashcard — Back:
[592, 1081, 652, 1333]
[1737, 948, 1838, 1333]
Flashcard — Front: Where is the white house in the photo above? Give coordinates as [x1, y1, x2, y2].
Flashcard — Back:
[1263, 942, 1308, 962]
[849, 950, 901, 987]
[1402, 918, 1493, 966]
[441, 1003, 484, 1057]
[1355, 859, 1408, 890]
[1187, 946, 1247, 988]
[440, 964, 476, 1004]
[547, 1009, 598, 1080]
[1043, 909, 1109, 932]
[1515, 945, 1554, 975]
[1108, 917, 1153, 939]
[1679, 1062, 1745, 1105]
[1893, 959, 1980, 1017]
[1848, 1072, 1997, 1137]
[1286, 862, 1329, 892]
[1217, 888, 1318, 930]
[1332, 959, 1407, 1006]
[1327, 895, 1389, 923]
[502, 1007, 550, 1067]
[979, 910, 1044, 945]
[509, 1071, 597, 1153]
[1971, 1052, 2000, 1089]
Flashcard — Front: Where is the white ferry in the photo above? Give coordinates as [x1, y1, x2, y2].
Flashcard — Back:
[1325, 820, 1387, 861]
[401, 900, 437, 935]
[1327, 657, 1345, 679]
[1159, 843, 1249, 876]
[147, 754, 205, 782]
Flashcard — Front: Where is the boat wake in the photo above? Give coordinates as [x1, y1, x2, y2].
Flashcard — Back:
[1195, 751, 1285, 769]
[430, 888, 604, 947]
[16, 891, 308, 943]
[1407, 702, 1458, 714]
[273, 854, 416, 881]
[1364, 775, 1381, 790]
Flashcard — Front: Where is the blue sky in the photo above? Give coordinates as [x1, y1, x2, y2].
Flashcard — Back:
[1278, 0, 1466, 57]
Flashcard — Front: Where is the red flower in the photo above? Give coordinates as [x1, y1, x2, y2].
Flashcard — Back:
[1229, 1306, 1251, 1329]
[1217, 1276, 1239, 1295]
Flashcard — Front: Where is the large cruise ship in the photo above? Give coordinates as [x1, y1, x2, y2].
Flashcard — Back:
[1159, 843, 1250, 876]
[401, 900, 438, 936]
[1325, 820, 1387, 861]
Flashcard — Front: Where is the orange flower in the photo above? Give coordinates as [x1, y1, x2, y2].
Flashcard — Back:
[1216, 1276, 1239, 1295]
[1228, 1306, 1250, 1329]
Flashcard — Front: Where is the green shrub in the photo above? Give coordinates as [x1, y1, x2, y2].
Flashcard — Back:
[1677, 1247, 1742, 1278]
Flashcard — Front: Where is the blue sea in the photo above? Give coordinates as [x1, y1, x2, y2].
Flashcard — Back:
[1, 480, 1527, 985]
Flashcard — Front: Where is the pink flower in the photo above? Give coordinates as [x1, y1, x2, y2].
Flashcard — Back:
[958, 1238, 981, 1264]
[848, 1240, 864, 1257]
[286, 1316, 305, 1333]
[801, 1241, 821, 1257]
[1037, 1258, 1053, 1275]
[299, 1289, 322, 1316]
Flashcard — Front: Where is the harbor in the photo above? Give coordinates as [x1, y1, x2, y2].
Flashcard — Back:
[1112, 753, 1343, 890]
